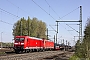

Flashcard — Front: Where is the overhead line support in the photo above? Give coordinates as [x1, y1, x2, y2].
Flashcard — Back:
[56, 20, 81, 22]
[79, 6, 82, 42]
[56, 6, 82, 42]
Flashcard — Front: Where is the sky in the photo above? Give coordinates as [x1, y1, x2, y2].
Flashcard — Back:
[0, 0, 90, 46]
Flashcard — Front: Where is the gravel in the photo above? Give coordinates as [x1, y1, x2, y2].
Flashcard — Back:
[0, 51, 74, 60]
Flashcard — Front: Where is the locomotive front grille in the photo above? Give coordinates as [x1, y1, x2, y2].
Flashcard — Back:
[14, 45, 24, 50]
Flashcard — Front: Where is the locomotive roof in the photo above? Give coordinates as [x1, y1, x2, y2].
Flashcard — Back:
[28, 36, 43, 40]
[15, 36, 51, 41]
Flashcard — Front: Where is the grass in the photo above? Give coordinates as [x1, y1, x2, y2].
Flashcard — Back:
[0, 51, 5, 55]
[69, 54, 79, 60]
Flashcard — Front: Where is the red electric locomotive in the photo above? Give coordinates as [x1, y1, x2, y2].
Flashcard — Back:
[14, 36, 54, 53]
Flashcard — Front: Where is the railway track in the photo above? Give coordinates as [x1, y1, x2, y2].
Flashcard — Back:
[0, 51, 74, 60]
[44, 51, 74, 60]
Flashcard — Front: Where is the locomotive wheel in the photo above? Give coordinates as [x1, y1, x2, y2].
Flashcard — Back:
[25, 50, 29, 53]
[26, 49, 30, 53]
[42, 49, 45, 52]
[29, 49, 32, 52]
[36, 49, 38, 52]
[39, 49, 42, 52]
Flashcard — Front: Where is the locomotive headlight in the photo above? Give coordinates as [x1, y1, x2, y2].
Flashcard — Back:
[14, 43, 18, 44]
[21, 43, 24, 45]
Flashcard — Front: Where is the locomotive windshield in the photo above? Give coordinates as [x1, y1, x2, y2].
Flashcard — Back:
[15, 38, 24, 41]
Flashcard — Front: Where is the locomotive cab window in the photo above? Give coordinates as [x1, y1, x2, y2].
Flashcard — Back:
[15, 38, 19, 40]
[20, 38, 24, 41]
[16, 38, 25, 41]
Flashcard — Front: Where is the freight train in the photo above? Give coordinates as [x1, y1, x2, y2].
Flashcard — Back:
[14, 36, 55, 53]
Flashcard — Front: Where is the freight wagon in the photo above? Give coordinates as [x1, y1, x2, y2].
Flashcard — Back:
[14, 36, 54, 53]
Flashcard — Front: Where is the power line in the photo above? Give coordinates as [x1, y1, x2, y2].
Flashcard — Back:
[44, 0, 79, 36]
[59, 7, 79, 20]
[6, 0, 33, 16]
[0, 20, 13, 25]
[32, 0, 56, 20]
[6, 0, 19, 8]
[57, 7, 80, 36]
[0, 8, 20, 18]
[66, 24, 79, 33]
[49, 25, 57, 32]
[59, 23, 74, 36]
[45, 0, 60, 19]
[32, 0, 78, 41]
[0, 8, 20, 25]
[45, 0, 79, 22]
[45, 0, 79, 20]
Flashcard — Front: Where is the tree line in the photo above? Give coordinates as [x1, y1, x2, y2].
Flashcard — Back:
[70, 18, 90, 60]
[13, 16, 47, 39]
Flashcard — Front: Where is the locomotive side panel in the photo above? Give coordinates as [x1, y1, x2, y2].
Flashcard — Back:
[44, 40, 54, 50]
[25, 38, 44, 49]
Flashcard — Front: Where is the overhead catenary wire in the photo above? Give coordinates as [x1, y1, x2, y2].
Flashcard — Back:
[59, 23, 74, 36]
[45, 0, 79, 19]
[0, 0, 27, 26]
[0, 8, 20, 18]
[45, 0, 79, 20]
[59, 7, 79, 20]
[45, 0, 60, 19]
[6, 0, 31, 16]
[0, 20, 13, 25]
[32, 0, 80, 38]
[58, 7, 80, 35]
[0, 9, 13, 25]
[32, 0, 56, 20]
[6, 0, 19, 8]
[44, 0, 80, 35]
[66, 24, 79, 33]
[49, 25, 57, 32]
[0, 8, 21, 25]
[32, 0, 67, 31]
[44, 0, 74, 36]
